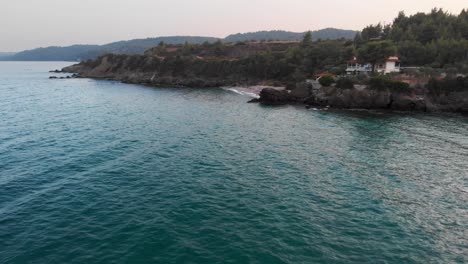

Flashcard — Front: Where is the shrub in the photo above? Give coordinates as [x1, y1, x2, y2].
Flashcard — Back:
[390, 81, 410, 94]
[368, 77, 411, 94]
[329, 66, 345, 75]
[427, 76, 468, 96]
[459, 64, 468, 74]
[356, 73, 369, 83]
[368, 76, 388, 90]
[335, 77, 354, 89]
[285, 82, 296, 90]
[390, 81, 409, 90]
[319, 75, 335, 87]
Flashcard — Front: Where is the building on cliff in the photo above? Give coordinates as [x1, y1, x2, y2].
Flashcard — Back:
[346, 56, 401, 75]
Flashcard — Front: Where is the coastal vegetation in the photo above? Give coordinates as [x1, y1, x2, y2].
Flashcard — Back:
[368, 76, 411, 94]
[318, 75, 335, 87]
[63, 8, 468, 112]
[427, 76, 468, 96]
[74, 37, 354, 88]
[335, 77, 354, 89]
[75, 6, 468, 87]
[355, 8, 468, 71]
[68, 8, 468, 82]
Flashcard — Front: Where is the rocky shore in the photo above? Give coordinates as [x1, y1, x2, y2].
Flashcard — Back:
[256, 83, 468, 113]
[62, 55, 259, 88]
[61, 54, 468, 113]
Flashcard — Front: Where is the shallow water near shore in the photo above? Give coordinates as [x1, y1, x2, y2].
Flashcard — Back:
[0, 62, 467, 263]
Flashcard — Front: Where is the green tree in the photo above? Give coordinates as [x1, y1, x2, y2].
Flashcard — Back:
[336, 77, 354, 89]
[360, 23, 383, 41]
[302, 31, 313, 47]
[319, 75, 335, 86]
[357, 41, 396, 73]
[213, 40, 226, 56]
[398, 41, 429, 66]
[156, 41, 167, 54]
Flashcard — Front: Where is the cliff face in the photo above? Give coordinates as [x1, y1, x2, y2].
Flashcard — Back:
[425, 92, 468, 112]
[64, 57, 226, 88]
[259, 83, 468, 113]
[305, 86, 427, 111]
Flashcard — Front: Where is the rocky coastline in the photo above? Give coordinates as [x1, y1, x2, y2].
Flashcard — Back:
[61, 55, 468, 113]
[61, 55, 266, 89]
[255, 84, 468, 113]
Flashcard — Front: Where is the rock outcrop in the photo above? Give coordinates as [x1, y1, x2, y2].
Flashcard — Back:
[62, 54, 262, 88]
[257, 83, 468, 113]
[258, 88, 294, 105]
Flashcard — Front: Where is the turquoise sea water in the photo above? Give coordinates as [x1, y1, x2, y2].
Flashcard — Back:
[0, 62, 467, 263]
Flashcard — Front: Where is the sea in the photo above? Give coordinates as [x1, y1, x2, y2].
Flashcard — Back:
[0, 62, 467, 263]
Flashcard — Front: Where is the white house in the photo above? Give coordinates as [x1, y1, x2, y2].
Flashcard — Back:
[378, 56, 401, 74]
[345, 57, 372, 74]
[346, 56, 401, 75]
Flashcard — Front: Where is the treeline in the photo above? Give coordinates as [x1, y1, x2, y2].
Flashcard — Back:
[78, 8, 468, 88]
[355, 8, 468, 71]
[189, 8, 468, 80]
[223, 28, 357, 43]
[145, 38, 353, 80]
[427, 76, 468, 96]
[82, 36, 354, 86]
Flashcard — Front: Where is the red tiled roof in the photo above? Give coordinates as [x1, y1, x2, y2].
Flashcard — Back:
[315, 73, 336, 77]
[387, 56, 400, 62]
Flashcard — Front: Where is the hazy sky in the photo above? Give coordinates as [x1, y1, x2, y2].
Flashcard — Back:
[1, 0, 466, 51]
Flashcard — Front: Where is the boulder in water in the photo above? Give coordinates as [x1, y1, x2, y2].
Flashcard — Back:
[258, 88, 292, 105]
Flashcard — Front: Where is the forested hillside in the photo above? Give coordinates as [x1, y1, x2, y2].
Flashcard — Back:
[65, 8, 468, 92]
[68, 35, 354, 88]
[355, 8, 468, 70]
[224, 28, 357, 42]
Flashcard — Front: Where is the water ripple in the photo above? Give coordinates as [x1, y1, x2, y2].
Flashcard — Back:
[0, 62, 467, 264]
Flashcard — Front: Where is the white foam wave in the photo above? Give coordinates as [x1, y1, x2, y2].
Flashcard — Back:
[223, 88, 260, 99]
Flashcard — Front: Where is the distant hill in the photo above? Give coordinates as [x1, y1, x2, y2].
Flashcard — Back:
[7, 45, 102, 61]
[100, 36, 220, 55]
[1, 29, 357, 61]
[224, 28, 357, 43]
[5, 37, 218, 61]
[0, 52, 16, 59]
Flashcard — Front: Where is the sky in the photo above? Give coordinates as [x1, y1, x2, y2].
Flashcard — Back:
[1, 0, 466, 51]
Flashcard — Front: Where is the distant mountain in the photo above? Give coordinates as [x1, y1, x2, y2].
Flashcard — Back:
[224, 28, 358, 42]
[2, 29, 357, 61]
[0, 52, 16, 59]
[7, 45, 102, 61]
[5, 37, 218, 61]
[99, 36, 219, 55]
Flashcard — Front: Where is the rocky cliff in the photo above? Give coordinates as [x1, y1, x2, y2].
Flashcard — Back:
[258, 82, 468, 113]
[62, 49, 285, 88]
